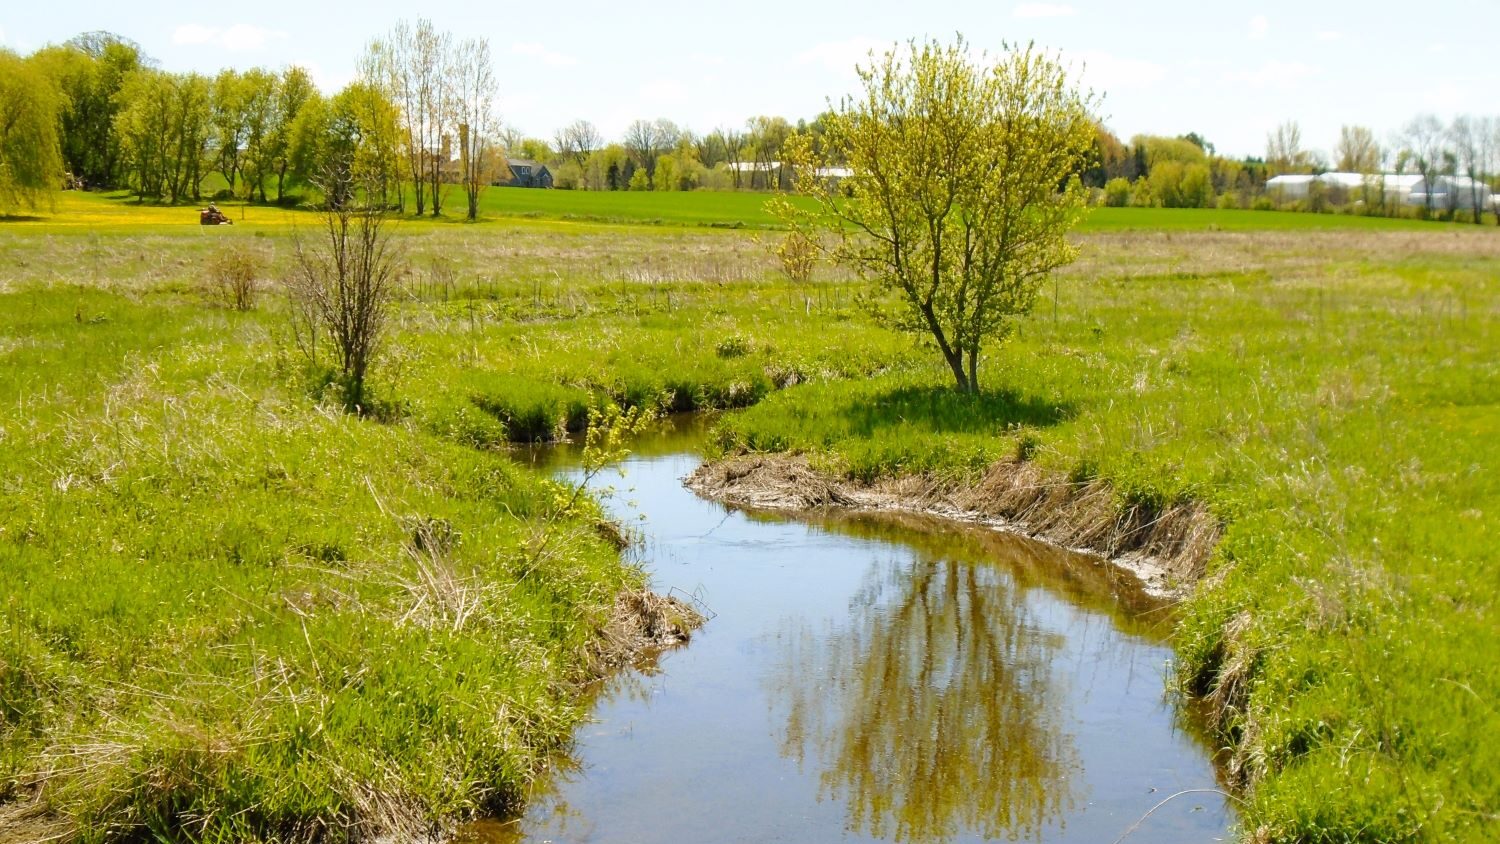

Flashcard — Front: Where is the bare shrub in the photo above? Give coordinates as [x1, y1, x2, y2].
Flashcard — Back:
[286, 165, 404, 411]
[207, 244, 263, 311]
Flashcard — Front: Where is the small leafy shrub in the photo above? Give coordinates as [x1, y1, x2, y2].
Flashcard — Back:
[1103, 177, 1131, 207]
[207, 243, 263, 311]
[715, 335, 753, 358]
[775, 229, 819, 283]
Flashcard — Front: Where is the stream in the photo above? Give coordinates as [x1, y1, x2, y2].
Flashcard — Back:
[474, 417, 1234, 843]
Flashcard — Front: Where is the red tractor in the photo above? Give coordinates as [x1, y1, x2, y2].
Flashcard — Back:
[199, 205, 233, 225]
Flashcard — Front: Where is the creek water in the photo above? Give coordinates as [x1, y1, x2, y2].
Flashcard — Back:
[474, 418, 1234, 843]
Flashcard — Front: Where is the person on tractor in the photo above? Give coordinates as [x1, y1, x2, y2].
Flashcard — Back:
[200, 204, 232, 225]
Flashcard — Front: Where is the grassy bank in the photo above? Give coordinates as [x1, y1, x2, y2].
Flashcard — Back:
[708, 228, 1500, 841]
[0, 285, 645, 839]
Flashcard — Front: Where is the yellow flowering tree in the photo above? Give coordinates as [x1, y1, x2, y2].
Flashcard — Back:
[779, 38, 1097, 393]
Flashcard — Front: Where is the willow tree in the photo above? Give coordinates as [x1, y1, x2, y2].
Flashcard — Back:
[0, 50, 64, 212]
[778, 38, 1096, 393]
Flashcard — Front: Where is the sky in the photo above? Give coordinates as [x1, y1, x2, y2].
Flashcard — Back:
[4, 0, 1498, 160]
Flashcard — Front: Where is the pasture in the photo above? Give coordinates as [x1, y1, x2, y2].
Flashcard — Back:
[0, 190, 1495, 842]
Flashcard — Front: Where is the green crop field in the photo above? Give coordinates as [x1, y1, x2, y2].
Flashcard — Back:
[1, 193, 1496, 842]
[6, 187, 1452, 234]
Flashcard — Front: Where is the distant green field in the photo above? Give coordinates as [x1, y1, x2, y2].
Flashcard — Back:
[477, 186, 792, 227]
[1081, 206, 1436, 231]
[6, 188, 1450, 234]
[479, 187, 1440, 232]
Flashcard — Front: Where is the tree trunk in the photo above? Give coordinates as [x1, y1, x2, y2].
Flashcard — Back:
[918, 303, 969, 392]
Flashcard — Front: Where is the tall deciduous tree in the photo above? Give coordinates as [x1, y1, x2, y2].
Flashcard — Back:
[369, 19, 452, 216]
[1266, 120, 1313, 175]
[1448, 115, 1488, 223]
[30, 34, 142, 188]
[778, 37, 1096, 393]
[453, 37, 496, 221]
[210, 70, 247, 192]
[554, 119, 601, 169]
[317, 82, 404, 210]
[269, 66, 316, 201]
[0, 50, 65, 211]
[113, 69, 212, 204]
[747, 115, 791, 189]
[1335, 125, 1380, 173]
[1402, 114, 1447, 216]
[238, 68, 280, 202]
[622, 119, 660, 179]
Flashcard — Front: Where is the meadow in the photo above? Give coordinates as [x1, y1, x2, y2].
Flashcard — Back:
[5, 186, 1452, 233]
[0, 195, 916, 841]
[1, 187, 1496, 842]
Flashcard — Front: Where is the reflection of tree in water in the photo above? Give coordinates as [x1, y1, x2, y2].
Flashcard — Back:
[777, 554, 1078, 843]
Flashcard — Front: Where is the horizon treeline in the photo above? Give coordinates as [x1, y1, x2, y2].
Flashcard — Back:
[1093, 117, 1500, 223]
[3, 28, 1499, 222]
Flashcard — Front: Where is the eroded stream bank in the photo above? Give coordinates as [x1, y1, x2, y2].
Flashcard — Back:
[477, 419, 1234, 843]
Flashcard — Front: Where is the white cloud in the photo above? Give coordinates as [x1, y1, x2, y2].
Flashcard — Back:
[1072, 51, 1167, 91]
[172, 23, 284, 51]
[1248, 15, 1269, 40]
[797, 37, 888, 79]
[1014, 3, 1077, 17]
[1227, 60, 1318, 89]
[0, 25, 8, 45]
[511, 41, 577, 68]
[1316, 30, 1343, 42]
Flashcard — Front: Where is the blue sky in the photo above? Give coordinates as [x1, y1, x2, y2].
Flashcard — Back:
[4, 1, 1497, 159]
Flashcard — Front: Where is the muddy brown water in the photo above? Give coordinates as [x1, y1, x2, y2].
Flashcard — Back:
[476, 418, 1234, 843]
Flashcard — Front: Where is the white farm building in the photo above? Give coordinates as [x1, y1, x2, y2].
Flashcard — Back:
[1267, 172, 1498, 211]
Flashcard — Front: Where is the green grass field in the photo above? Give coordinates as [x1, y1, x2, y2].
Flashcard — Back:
[1, 192, 1497, 841]
[5, 187, 1453, 234]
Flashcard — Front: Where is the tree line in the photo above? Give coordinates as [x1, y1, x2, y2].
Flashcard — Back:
[1090, 116, 1500, 223]
[5, 27, 1500, 223]
[0, 24, 498, 219]
[0, 26, 824, 213]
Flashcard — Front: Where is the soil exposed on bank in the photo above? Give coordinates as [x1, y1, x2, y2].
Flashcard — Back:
[686, 454, 1221, 599]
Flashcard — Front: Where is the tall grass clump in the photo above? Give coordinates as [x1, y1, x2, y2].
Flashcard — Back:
[206, 242, 264, 311]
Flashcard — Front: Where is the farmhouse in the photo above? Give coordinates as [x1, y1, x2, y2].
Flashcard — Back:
[499, 159, 553, 189]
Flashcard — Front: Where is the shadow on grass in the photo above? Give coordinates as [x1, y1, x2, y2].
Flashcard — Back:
[846, 385, 1071, 437]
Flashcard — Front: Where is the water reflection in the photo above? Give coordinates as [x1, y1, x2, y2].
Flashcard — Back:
[776, 547, 1076, 842]
[483, 433, 1233, 844]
